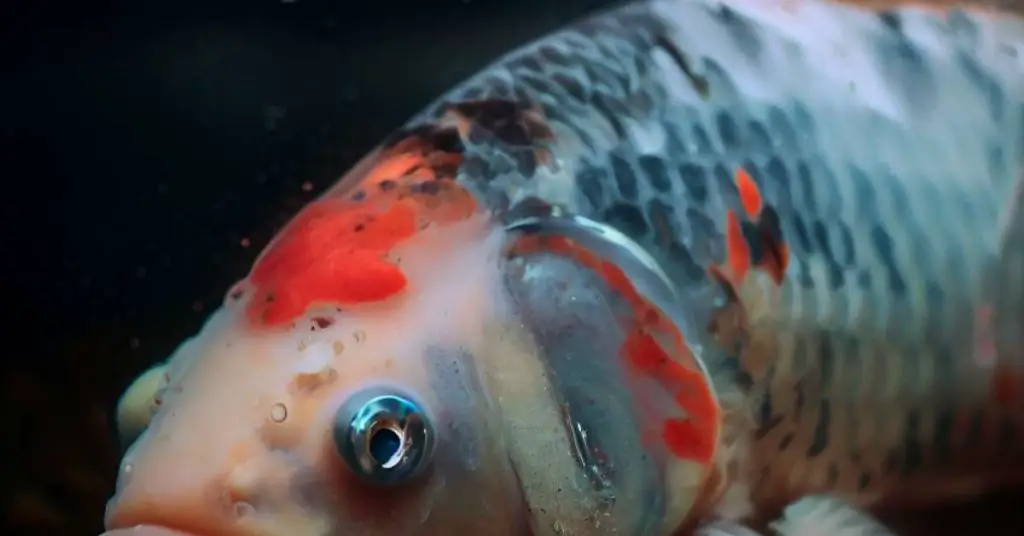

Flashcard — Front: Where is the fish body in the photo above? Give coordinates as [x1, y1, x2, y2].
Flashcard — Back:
[103, 1, 1024, 535]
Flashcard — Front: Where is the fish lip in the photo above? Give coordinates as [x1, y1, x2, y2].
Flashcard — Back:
[99, 524, 201, 536]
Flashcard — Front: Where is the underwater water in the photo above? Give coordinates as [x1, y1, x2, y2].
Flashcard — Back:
[2, 1, 1022, 535]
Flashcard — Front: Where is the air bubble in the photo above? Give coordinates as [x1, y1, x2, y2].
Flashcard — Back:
[270, 403, 288, 423]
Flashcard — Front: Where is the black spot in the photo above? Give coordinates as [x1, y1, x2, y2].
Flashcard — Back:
[755, 391, 783, 440]
[716, 110, 742, 151]
[836, 224, 855, 266]
[351, 190, 367, 202]
[677, 162, 709, 202]
[878, 11, 902, 32]
[602, 202, 648, 239]
[793, 379, 806, 421]
[779, 433, 794, 451]
[712, 4, 762, 61]
[807, 400, 831, 457]
[653, 35, 710, 98]
[870, 226, 907, 297]
[609, 153, 639, 200]
[858, 472, 872, 491]
[790, 216, 813, 256]
[311, 317, 334, 329]
[638, 155, 672, 193]
[577, 162, 608, 209]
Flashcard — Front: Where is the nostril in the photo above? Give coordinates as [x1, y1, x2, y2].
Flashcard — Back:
[332, 387, 435, 486]
[369, 426, 404, 468]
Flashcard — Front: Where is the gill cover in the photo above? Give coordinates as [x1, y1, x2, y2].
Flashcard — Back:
[500, 208, 723, 534]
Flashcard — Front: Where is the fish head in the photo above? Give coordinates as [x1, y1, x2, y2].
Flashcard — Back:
[103, 142, 724, 536]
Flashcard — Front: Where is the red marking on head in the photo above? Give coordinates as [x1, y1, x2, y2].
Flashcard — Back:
[510, 235, 720, 464]
[245, 149, 475, 326]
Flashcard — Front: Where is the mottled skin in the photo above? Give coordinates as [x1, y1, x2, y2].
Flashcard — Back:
[104, 1, 1024, 535]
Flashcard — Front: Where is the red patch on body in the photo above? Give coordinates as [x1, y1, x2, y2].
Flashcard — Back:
[511, 235, 720, 464]
[710, 167, 790, 288]
[245, 147, 475, 326]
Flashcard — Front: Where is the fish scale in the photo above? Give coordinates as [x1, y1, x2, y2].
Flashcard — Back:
[103, 1, 1024, 535]
[407, 0, 1024, 522]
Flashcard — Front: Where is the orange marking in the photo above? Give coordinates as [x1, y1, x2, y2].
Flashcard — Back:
[711, 167, 790, 287]
[510, 234, 720, 464]
[723, 210, 752, 283]
[735, 167, 762, 217]
[246, 149, 475, 326]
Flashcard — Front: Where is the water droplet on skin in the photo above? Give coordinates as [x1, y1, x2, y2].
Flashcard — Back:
[353, 330, 366, 343]
[116, 462, 134, 491]
[271, 403, 288, 423]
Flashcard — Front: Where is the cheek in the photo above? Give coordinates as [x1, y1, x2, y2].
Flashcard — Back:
[423, 346, 489, 472]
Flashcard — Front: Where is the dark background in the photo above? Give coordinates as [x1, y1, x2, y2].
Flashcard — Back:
[1, 1, 1022, 535]
[0, 1, 616, 534]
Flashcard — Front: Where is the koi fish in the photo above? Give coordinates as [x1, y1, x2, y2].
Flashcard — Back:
[102, 0, 1024, 535]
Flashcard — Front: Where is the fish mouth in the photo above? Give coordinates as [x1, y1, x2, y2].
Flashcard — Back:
[99, 525, 200, 536]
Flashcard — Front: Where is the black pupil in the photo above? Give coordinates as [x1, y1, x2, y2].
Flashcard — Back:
[369, 427, 402, 465]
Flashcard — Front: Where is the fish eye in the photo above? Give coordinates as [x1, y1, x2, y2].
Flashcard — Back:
[332, 388, 435, 486]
